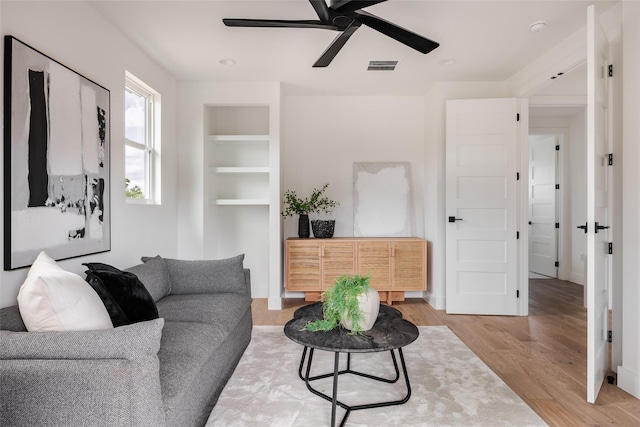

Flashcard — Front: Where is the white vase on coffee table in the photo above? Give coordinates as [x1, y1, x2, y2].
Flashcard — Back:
[341, 287, 380, 332]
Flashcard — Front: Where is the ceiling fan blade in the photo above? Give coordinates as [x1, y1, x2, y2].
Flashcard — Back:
[313, 20, 362, 67]
[330, 0, 387, 14]
[354, 11, 439, 54]
[309, 0, 331, 23]
[223, 18, 337, 30]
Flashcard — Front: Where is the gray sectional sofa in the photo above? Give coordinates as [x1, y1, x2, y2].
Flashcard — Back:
[0, 254, 253, 427]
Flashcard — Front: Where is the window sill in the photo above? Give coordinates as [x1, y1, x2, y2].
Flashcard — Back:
[125, 198, 160, 206]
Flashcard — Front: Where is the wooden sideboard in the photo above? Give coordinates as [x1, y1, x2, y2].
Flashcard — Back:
[285, 237, 427, 304]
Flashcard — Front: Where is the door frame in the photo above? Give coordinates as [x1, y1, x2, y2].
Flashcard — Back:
[517, 100, 530, 316]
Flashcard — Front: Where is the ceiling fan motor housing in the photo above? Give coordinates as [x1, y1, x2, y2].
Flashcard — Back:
[332, 15, 353, 29]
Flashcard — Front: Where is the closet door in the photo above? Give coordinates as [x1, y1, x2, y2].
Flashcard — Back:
[445, 98, 519, 315]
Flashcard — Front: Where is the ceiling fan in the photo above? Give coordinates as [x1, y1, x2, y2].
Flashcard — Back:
[222, 0, 439, 67]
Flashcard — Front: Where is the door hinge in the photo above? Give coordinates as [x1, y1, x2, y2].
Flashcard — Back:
[608, 242, 613, 255]
[608, 153, 613, 166]
[608, 64, 613, 77]
[516, 231, 520, 239]
[517, 172, 520, 181]
[555, 261, 560, 267]
[517, 113, 520, 122]
[608, 330, 613, 342]
[517, 290, 520, 298]
[555, 223, 560, 229]
[555, 184, 560, 190]
[556, 144, 560, 151]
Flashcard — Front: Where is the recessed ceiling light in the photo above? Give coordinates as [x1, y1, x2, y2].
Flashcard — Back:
[529, 21, 547, 33]
[439, 59, 457, 66]
[219, 58, 236, 66]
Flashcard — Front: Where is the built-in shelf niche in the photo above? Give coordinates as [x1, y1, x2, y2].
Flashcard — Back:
[207, 106, 270, 205]
[204, 104, 274, 300]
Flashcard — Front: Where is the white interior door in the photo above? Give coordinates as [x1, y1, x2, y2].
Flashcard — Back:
[445, 98, 519, 315]
[528, 135, 558, 277]
[586, 4, 611, 404]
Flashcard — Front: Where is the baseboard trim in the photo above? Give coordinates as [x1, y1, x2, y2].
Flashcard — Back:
[426, 291, 445, 310]
[617, 365, 640, 399]
[569, 272, 585, 286]
[267, 296, 282, 310]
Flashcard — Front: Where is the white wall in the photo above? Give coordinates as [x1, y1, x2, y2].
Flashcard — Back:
[0, 1, 179, 307]
[619, 0, 640, 400]
[282, 96, 425, 239]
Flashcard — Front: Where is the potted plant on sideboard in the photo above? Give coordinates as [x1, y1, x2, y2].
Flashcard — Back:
[281, 183, 339, 238]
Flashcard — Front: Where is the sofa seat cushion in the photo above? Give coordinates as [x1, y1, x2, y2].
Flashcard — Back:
[157, 321, 227, 417]
[156, 293, 251, 335]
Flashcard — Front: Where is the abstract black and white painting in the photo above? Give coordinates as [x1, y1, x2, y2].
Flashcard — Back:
[4, 36, 110, 270]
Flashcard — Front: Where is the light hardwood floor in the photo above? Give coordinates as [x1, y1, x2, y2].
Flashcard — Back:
[252, 278, 640, 426]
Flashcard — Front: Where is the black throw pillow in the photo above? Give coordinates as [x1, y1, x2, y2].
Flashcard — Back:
[84, 262, 159, 327]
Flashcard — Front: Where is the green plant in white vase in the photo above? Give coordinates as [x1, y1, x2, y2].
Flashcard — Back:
[303, 274, 380, 334]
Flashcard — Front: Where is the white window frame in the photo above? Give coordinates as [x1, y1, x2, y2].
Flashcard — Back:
[125, 71, 161, 204]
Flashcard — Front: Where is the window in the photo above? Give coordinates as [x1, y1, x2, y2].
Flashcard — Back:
[125, 72, 160, 202]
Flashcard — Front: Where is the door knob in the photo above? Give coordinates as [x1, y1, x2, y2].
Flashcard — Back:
[577, 223, 588, 233]
[595, 222, 610, 233]
[448, 216, 463, 223]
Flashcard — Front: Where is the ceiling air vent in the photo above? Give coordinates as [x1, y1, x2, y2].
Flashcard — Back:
[367, 60, 398, 71]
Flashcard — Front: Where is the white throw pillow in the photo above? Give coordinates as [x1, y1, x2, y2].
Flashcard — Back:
[17, 251, 113, 332]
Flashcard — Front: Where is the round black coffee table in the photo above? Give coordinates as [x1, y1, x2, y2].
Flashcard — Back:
[284, 302, 419, 427]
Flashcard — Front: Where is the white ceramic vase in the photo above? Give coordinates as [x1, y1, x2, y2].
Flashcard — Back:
[341, 287, 380, 332]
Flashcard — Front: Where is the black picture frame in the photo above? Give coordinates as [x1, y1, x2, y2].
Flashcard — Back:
[4, 36, 111, 270]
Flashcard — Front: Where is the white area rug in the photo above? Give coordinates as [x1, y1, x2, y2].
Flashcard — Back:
[206, 326, 548, 427]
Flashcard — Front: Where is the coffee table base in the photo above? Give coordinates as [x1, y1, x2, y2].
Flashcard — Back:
[297, 347, 412, 427]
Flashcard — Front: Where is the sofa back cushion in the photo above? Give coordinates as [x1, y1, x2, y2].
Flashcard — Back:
[0, 306, 27, 332]
[156, 254, 246, 295]
[125, 256, 171, 302]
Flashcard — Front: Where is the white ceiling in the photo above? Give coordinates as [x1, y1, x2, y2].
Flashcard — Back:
[90, 0, 618, 95]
